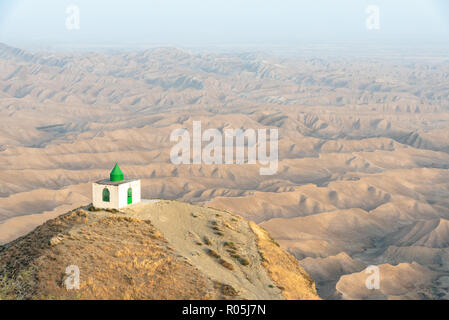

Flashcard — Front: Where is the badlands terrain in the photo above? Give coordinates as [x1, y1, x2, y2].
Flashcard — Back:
[0, 43, 449, 299]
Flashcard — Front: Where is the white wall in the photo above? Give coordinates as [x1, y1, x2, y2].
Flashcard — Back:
[92, 183, 119, 209]
[92, 180, 141, 210]
[118, 180, 141, 208]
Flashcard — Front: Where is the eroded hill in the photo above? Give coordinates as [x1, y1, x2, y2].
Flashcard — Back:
[0, 200, 319, 300]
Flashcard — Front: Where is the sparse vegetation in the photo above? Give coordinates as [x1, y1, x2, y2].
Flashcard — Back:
[249, 222, 320, 300]
[87, 205, 102, 212]
[223, 241, 237, 251]
[0, 274, 15, 300]
[210, 221, 224, 236]
[223, 241, 249, 266]
[0, 266, 36, 300]
[272, 240, 280, 247]
[218, 259, 234, 271]
[0, 200, 319, 300]
[0, 212, 219, 300]
[222, 221, 233, 230]
[205, 248, 221, 259]
[265, 233, 281, 247]
[214, 282, 238, 297]
[105, 208, 120, 214]
[238, 257, 250, 266]
[205, 249, 234, 271]
[87, 204, 120, 214]
[203, 236, 212, 246]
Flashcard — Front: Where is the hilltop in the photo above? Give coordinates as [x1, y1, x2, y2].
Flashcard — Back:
[0, 200, 319, 300]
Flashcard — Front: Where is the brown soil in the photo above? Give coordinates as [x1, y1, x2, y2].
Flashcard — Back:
[0, 202, 320, 300]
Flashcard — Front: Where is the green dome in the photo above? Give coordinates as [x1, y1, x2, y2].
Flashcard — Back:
[110, 163, 124, 181]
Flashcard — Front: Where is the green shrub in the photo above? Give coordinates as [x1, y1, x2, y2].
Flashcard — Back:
[203, 236, 212, 245]
[205, 249, 221, 259]
[238, 257, 250, 266]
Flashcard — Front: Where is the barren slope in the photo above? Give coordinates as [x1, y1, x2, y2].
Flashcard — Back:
[0, 200, 319, 300]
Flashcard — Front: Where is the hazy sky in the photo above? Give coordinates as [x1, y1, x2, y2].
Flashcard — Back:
[0, 0, 448, 48]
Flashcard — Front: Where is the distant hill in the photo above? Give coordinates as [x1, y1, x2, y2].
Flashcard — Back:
[0, 200, 319, 300]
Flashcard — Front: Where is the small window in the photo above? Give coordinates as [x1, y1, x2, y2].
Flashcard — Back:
[103, 188, 110, 202]
[127, 188, 132, 205]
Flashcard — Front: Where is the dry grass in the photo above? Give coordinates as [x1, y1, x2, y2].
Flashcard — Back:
[1, 201, 320, 300]
[249, 222, 321, 300]
[205, 248, 221, 259]
[205, 249, 234, 271]
[218, 259, 234, 271]
[223, 241, 249, 266]
[223, 241, 237, 251]
[0, 209, 231, 300]
[238, 257, 250, 266]
[0, 266, 35, 300]
[209, 220, 224, 236]
[214, 282, 239, 297]
[203, 236, 212, 246]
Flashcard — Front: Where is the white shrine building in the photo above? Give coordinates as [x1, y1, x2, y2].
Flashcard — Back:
[92, 164, 141, 210]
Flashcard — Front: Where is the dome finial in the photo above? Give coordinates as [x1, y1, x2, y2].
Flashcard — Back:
[110, 163, 124, 181]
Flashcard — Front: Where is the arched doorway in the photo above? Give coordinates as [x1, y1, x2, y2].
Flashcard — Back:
[127, 188, 132, 204]
[103, 188, 110, 202]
